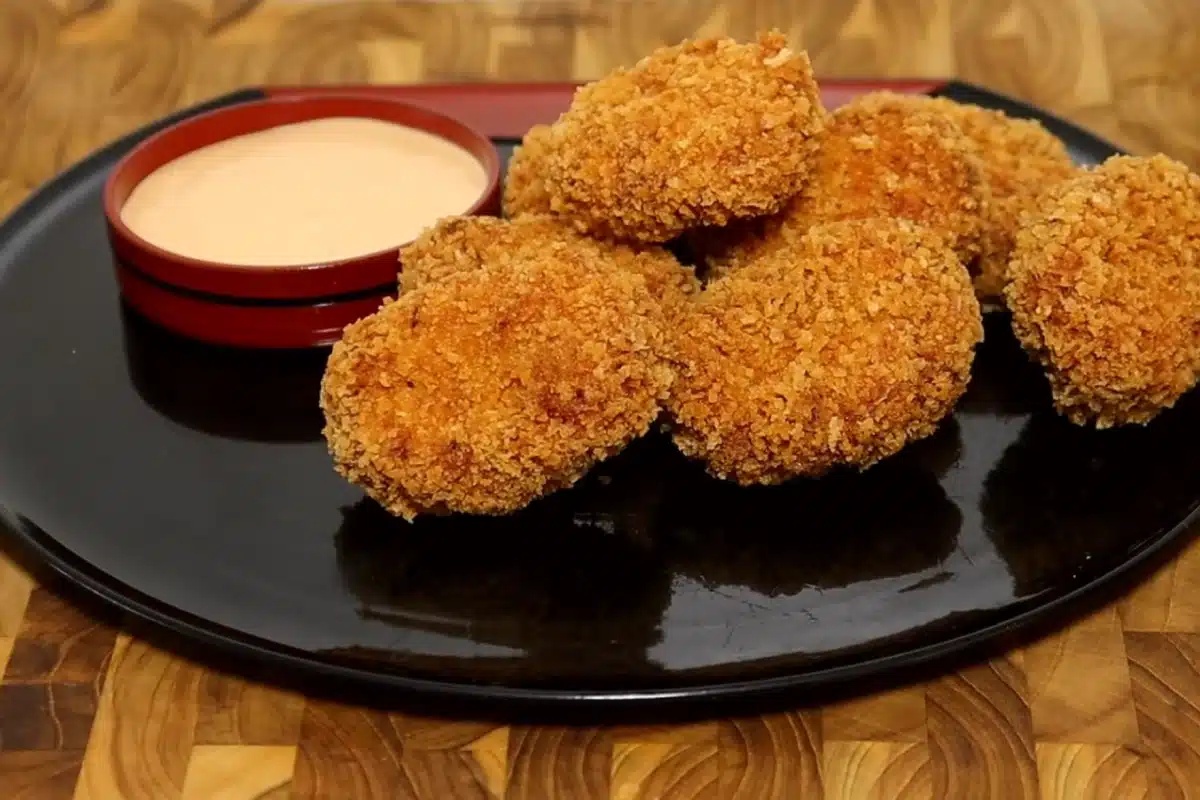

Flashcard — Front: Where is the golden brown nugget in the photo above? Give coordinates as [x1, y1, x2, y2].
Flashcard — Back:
[544, 31, 826, 243]
[693, 91, 988, 274]
[887, 95, 1078, 299]
[1005, 153, 1200, 428]
[502, 124, 555, 219]
[668, 218, 983, 484]
[399, 214, 699, 311]
[322, 256, 673, 521]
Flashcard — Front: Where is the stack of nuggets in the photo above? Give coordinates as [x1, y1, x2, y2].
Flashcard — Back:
[321, 31, 1200, 521]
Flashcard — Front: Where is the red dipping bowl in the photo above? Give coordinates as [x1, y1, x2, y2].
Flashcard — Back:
[103, 95, 502, 348]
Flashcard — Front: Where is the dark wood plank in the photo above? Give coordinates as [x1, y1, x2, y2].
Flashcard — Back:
[0, 750, 84, 800]
[0, 683, 100, 751]
[3, 588, 116, 684]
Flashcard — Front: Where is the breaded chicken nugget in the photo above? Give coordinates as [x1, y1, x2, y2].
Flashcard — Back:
[693, 91, 987, 273]
[544, 31, 826, 243]
[888, 96, 1078, 299]
[668, 218, 982, 484]
[399, 215, 699, 311]
[1005, 154, 1200, 428]
[502, 124, 555, 219]
[322, 254, 673, 521]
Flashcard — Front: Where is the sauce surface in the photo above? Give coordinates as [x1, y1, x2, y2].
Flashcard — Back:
[120, 117, 488, 267]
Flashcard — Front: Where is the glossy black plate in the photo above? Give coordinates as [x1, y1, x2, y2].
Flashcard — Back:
[1, 82, 1197, 713]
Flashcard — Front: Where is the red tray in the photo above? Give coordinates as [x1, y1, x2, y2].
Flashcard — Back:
[266, 80, 946, 140]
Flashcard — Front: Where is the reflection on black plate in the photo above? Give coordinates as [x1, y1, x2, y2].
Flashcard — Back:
[0, 82, 1196, 709]
[330, 435, 965, 687]
[334, 496, 673, 684]
[121, 305, 327, 443]
[652, 451, 962, 594]
[983, 391, 1200, 597]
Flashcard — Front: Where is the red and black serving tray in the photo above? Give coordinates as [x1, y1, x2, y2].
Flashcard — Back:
[0, 81, 1196, 716]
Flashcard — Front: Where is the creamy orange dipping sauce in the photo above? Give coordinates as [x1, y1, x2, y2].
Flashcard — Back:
[120, 117, 488, 267]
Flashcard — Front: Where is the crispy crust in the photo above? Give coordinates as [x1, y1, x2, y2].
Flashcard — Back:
[543, 31, 826, 243]
[892, 96, 1078, 299]
[321, 253, 674, 520]
[800, 92, 988, 262]
[690, 91, 989, 275]
[1004, 153, 1200, 428]
[667, 218, 983, 484]
[398, 214, 699, 311]
[502, 123, 556, 219]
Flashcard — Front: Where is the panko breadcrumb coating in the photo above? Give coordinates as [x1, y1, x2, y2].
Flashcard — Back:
[1005, 154, 1200, 428]
[693, 91, 987, 273]
[399, 215, 699, 311]
[502, 124, 556, 219]
[888, 95, 1078, 299]
[543, 31, 826, 243]
[321, 255, 673, 521]
[667, 218, 983, 484]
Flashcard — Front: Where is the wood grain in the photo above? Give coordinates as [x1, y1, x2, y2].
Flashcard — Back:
[926, 658, 1038, 799]
[1125, 633, 1200, 796]
[1023, 607, 1139, 745]
[823, 740, 932, 800]
[179, 745, 295, 800]
[74, 636, 204, 800]
[192, 673, 305, 747]
[822, 685, 927, 742]
[290, 701, 407, 799]
[718, 713, 823, 798]
[0, 1, 1198, 797]
[612, 738, 720, 800]
[506, 727, 611, 800]
[1036, 744, 1164, 800]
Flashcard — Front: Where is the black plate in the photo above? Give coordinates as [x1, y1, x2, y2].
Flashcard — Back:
[1, 82, 1197, 713]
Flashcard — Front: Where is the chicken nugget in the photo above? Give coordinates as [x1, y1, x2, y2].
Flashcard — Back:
[883, 95, 1078, 299]
[1005, 153, 1200, 428]
[544, 30, 826, 243]
[322, 253, 673, 521]
[502, 124, 555, 219]
[692, 91, 987, 274]
[399, 215, 699, 311]
[668, 218, 982, 484]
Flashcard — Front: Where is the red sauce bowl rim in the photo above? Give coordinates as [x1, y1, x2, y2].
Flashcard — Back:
[103, 95, 502, 300]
